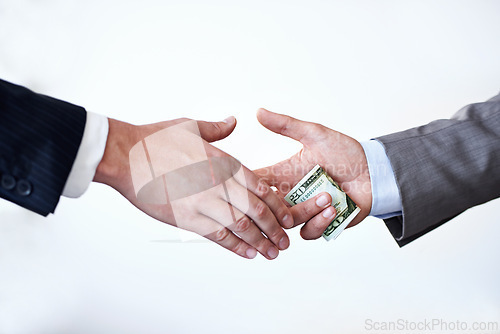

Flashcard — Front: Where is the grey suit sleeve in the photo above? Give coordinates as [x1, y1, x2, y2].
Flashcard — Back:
[376, 93, 500, 246]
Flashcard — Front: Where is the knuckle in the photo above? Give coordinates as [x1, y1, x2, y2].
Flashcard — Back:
[257, 182, 269, 197]
[268, 227, 284, 240]
[298, 203, 315, 221]
[279, 117, 291, 135]
[312, 124, 328, 136]
[256, 235, 271, 249]
[215, 227, 231, 243]
[231, 240, 245, 255]
[310, 122, 324, 130]
[303, 203, 314, 216]
[254, 201, 267, 219]
[235, 216, 251, 233]
[211, 121, 223, 133]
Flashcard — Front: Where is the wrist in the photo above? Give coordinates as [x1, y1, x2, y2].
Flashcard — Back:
[360, 140, 402, 217]
[93, 118, 137, 189]
[63, 112, 109, 198]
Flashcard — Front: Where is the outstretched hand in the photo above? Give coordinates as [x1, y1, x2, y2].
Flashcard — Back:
[94, 116, 293, 260]
[254, 108, 372, 240]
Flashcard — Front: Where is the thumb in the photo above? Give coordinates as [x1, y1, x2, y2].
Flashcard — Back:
[197, 116, 237, 142]
[256, 108, 316, 144]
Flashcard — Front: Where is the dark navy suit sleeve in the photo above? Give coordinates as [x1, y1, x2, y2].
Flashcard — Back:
[0, 79, 86, 216]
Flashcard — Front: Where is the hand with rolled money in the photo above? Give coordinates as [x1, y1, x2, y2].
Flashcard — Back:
[285, 165, 360, 241]
[254, 108, 372, 240]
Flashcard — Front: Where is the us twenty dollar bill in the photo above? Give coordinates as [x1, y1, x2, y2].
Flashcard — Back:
[284, 165, 360, 241]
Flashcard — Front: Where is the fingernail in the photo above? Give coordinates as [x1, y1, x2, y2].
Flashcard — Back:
[322, 207, 336, 219]
[223, 116, 235, 124]
[267, 247, 279, 259]
[246, 248, 257, 259]
[278, 236, 289, 250]
[316, 194, 330, 207]
[283, 214, 293, 228]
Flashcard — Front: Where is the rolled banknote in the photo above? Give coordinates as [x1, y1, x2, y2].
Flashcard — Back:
[284, 165, 360, 241]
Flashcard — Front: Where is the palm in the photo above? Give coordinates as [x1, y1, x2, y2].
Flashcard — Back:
[96, 116, 292, 259]
[254, 109, 372, 228]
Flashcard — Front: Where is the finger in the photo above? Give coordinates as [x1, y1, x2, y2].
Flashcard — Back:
[222, 177, 290, 252]
[273, 188, 290, 207]
[300, 206, 337, 240]
[269, 187, 291, 207]
[254, 162, 304, 195]
[192, 215, 258, 259]
[197, 116, 237, 143]
[201, 198, 280, 260]
[256, 108, 317, 144]
[289, 192, 333, 228]
[233, 165, 294, 229]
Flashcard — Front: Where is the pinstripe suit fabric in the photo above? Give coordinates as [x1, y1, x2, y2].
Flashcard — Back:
[0, 79, 86, 216]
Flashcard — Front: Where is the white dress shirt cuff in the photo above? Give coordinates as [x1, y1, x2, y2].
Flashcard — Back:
[62, 112, 109, 198]
[360, 140, 402, 219]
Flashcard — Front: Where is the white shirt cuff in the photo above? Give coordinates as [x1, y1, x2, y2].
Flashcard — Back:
[360, 140, 402, 219]
[62, 112, 109, 198]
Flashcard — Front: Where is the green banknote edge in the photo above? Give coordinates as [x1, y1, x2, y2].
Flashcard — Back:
[322, 173, 361, 241]
[284, 164, 361, 241]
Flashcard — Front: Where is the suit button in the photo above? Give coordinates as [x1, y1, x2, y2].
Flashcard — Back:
[16, 179, 32, 196]
[1, 174, 16, 190]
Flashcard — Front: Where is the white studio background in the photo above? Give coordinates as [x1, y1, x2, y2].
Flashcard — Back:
[1, 1, 499, 333]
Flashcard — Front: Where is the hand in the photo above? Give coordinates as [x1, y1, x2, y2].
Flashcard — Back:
[287, 192, 339, 240]
[94, 116, 293, 260]
[254, 108, 372, 240]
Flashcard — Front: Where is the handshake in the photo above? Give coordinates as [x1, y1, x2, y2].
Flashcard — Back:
[94, 108, 373, 260]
